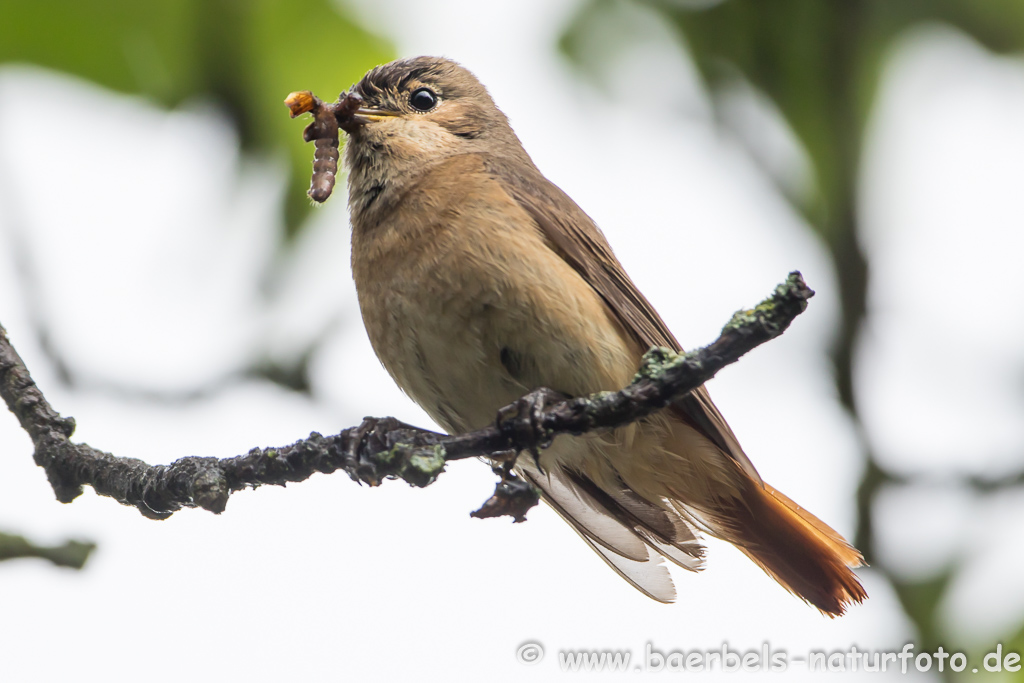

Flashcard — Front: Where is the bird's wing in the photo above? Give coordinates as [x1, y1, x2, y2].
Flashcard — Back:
[519, 464, 707, 603]
[523, 465, 649, 562]
[567, 525, 678, 604]
[565, 469, 705, 572]
[488, 159, 761, 483]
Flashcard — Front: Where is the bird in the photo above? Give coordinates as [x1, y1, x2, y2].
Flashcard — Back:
[336, 55, 866, 616]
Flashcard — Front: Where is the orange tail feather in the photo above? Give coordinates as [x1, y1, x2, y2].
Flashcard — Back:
[719, 479, 866, 617]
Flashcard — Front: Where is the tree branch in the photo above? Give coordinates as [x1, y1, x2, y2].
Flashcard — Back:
[0, 531, 95, 569]
[0, 272, 815, 521]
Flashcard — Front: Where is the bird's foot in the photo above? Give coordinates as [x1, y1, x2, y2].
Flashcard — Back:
[496, 387, 565, 472]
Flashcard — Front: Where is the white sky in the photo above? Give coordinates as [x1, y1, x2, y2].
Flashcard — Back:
[1, 2, 1022, 681]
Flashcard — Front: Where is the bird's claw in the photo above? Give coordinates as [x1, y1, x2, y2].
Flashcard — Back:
[496, 387, 565, 472]
[344, 417, 380, 485]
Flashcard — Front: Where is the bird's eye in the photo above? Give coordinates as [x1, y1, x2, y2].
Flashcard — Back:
[409, 87, 438, 112]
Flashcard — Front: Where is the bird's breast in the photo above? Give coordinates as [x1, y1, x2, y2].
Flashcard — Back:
[350, 155, 638, 435]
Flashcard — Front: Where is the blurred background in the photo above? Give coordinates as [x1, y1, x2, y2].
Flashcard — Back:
[1, 0, 1023, 680]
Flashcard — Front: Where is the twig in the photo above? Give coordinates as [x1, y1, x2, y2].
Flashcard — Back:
[0, 272, 815, 521]
[0, 531, 95, 569]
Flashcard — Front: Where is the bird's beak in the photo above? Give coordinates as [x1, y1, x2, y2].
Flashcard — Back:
[341, 106, 398, 133]
[354, 107, 397, 122]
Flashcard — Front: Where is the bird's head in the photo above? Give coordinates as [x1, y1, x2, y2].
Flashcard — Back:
[342, 56, 526, 166]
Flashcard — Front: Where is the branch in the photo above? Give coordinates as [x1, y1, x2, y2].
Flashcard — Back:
[0, 531, 95, 569]
[0, 272, 815, 521]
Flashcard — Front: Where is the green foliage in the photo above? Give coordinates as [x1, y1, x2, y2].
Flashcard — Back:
[0, 0, 394, 234]
[1004, 620, 1024, 681]
[561, 0, 1024, 236]
[562, 0, 1024, 673]
[891, 568, 955, 653]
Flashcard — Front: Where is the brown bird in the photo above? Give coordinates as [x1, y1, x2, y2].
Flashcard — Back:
[339, 56, 866, 616]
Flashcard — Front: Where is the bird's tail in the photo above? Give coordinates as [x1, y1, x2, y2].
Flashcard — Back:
[691, 476, 866, 617]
